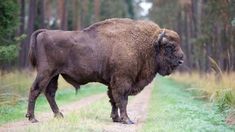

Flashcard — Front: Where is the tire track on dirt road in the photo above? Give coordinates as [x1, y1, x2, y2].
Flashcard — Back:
[0, 93, 105, 132]
[103, 83, 152, 132]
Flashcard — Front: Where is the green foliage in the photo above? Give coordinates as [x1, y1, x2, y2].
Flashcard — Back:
[0, 0, 19, 39]
[0, 34, 25, 65]
[100, 0, 129, 20]
[0, 0, 20, 66]
[0, 45, 18, 63]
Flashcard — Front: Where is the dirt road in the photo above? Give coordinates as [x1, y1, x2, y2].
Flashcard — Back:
[103, 83, 152, 132]
[0, 83, 152, 132]
[0, 93, 105, 131]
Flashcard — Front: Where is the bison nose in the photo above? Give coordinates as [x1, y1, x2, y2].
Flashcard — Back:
[178, 60, 184, 65]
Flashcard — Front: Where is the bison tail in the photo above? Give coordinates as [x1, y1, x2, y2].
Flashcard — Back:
[28, 29, 45, 68]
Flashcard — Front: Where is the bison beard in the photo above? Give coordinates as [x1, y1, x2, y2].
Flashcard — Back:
[26, 18, 184, 124]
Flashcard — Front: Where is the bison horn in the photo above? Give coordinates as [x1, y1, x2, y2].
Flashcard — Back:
[157, 29, 166, 45]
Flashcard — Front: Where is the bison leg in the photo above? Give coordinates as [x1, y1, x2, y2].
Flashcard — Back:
[107, 87, 120, 122]
[26, 72, 53, 123]
[111, 78, 134, 124]
[44, 75, 63, 118]
[26, 74, 44, 123]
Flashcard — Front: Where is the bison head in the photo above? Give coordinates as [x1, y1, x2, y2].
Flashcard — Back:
[155, 29, 184, 76]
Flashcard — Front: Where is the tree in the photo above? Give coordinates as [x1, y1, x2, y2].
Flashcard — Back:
[0, 0, 19, 70]
[125, 0, 135, 19]
[94, 0, 100, 22]
[18, 0, 25, 68]
[72, 0, 80, 30]
[44, 0, 51, 28]
[57, 0, 67, 30]
[18, 0, 25, 36]
[19, 0, 36, 68]
[100, 0, 129, 21]
[36, 0, 45, 29]
[149, 0, 235, 72]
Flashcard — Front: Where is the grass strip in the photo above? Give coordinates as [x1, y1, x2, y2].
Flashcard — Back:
[142, 77, 235, 132]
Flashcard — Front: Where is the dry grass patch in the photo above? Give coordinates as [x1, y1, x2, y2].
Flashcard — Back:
[171, 72, 235, 111]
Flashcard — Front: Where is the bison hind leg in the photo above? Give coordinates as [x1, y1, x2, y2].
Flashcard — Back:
[45, 75, 64, 118]
[26, 72, 54, 123]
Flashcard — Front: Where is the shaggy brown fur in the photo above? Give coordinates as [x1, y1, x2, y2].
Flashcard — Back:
[26, 18, 184, 124]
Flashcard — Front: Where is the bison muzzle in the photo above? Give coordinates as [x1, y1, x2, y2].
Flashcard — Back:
[26, 18, 184, 124]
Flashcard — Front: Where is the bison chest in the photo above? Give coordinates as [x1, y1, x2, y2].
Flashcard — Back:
[128, 77, 155, 95]
[128, 62, 156, 95]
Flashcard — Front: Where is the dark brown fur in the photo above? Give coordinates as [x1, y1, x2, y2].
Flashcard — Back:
[26, 18, 184, 124]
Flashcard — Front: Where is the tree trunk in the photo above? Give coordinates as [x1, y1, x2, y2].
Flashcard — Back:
[73, 0, 80, 30]
[57, 0, 67, 30]
[20, 0, 36, 68]
[18, 0, 25, 36]
[94, 0, 100, 22]
[81, 0, 88, 28]
[18, 0, 25, 68]
[44, 0, 51, 28]
[38, 0, 45, 28]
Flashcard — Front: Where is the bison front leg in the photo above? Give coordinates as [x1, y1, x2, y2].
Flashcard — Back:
[112, 91, 133, 124]
[111, 77, 134, 124]
[107, 87, 120, 122]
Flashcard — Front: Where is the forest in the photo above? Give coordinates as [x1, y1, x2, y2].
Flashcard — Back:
[0, 0, 235, 131]
[0, 0, 235, 72]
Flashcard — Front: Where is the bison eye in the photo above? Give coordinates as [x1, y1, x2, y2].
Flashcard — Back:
[165, 45, 173, 53]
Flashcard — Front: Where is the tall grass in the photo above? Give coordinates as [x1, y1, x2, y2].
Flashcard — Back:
[171, 72, 235, 112]
[0, 70, 74, 106]
[0, 71, 33, 105]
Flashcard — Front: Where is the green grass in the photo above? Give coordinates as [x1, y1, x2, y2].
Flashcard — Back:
[142, 77, 235, 132]
[0, 83, 106, 125]
[171, 72, 235, 111]
[2, 76, 235, 131]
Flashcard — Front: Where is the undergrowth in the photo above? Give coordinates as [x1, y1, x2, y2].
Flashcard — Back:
[171, 72, 235, 113]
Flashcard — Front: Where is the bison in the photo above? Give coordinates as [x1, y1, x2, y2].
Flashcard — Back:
[26, 18, 184, 124]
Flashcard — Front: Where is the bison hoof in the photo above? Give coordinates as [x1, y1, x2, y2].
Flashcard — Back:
[26, 113, 39, 123]
[29, 118, 39, 123]
[112, 117, 121, 122]
[121, 119, 134, 124]
[54, 112, 64, 118]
